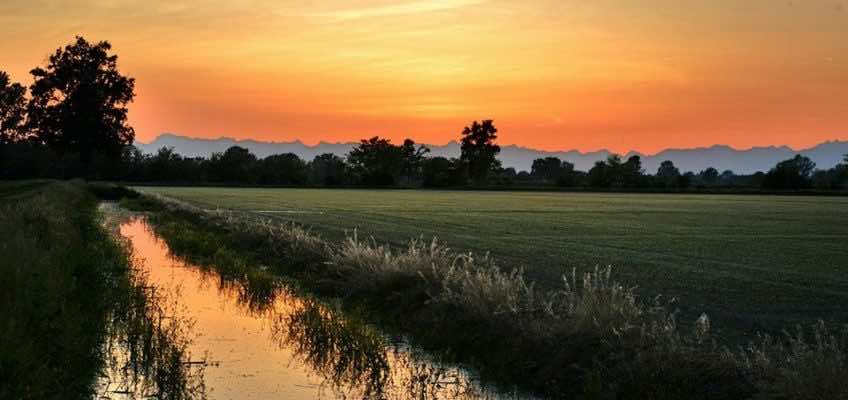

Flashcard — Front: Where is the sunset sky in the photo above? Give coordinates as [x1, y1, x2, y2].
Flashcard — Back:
[1, 0, 846, 153]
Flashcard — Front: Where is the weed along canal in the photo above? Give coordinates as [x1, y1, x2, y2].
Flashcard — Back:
[104, 214, 517, 399]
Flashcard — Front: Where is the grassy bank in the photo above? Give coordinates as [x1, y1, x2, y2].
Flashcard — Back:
[0, 182, 203, 399]
[136, 186, 848, 336]
[126, 192, 847, 399]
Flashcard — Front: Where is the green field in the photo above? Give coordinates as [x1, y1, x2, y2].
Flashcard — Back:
[138, 186, 848, 337]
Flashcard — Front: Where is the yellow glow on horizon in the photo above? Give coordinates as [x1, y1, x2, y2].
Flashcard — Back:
[0, 0, 845, 153]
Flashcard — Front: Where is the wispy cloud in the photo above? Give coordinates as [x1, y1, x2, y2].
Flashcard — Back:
[298, 0, 487, 21]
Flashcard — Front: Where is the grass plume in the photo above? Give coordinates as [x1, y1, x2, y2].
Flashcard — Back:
[126, 191, 848, 399]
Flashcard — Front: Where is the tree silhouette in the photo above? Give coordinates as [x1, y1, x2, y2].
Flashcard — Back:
[656, 160, 681, 188]
[27, 36, 135, 172]
[620, 155, 644, 187]
[147, 147, 183, 181]
[529, 157, 579, 186]
[0, 71, 27, 144]
[422, 156, 452, 187]
[209, 146, 257, 183]
[348, 136, 404, 185]
[587, 158, 611, 187]
[584, 154, 644, 188]
[556, 160, 577, 186]
[459, 120, 501, 183]
[257, 153, 308, 185]
[837, 156, 848, 187]
[400, 138, 430, 184]
[698, 167, 719, 186]
[531, 157, 562, 183]
[309, 153, 348, 185]
[763, 154, 816, 190]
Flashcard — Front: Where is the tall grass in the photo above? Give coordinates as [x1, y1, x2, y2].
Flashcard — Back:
[0, 182, 204, 399]
[129, 192, 848, 399]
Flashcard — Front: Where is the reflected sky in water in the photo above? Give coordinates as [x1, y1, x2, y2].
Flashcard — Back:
[116, 218, 518, 399]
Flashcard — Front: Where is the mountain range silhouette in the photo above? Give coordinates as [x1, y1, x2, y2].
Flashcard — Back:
[138, 133, 848, 174]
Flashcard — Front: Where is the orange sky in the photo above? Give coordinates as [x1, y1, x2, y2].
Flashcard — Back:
[1, 0, 846, 153]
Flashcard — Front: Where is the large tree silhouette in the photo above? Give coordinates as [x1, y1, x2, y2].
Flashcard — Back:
[348, 136, 404, 185]
[27, 36, 135, 171]
[460, 120, 500, 183]
[656, 160, 682, 188]
[0, 71, 27, 144]
[531, 157, 562, 183]
[400, 138, 430, 184]
[309, 153, 348, 185]
[209, 146, 257, 183]
[762, 154, 816, 190]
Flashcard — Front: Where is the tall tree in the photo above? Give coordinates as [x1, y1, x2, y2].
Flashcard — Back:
[587, 158, 611, 187]
[27, 36, 135, 170]
[619, 155, 644, 187]
[556, 160, 577, 187]
[459, 120, 501, 183]
[400, 138, 430, 184]
[0, 71, 27, 143]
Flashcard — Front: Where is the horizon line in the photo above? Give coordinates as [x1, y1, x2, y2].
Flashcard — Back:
[139, 132, 848, 158]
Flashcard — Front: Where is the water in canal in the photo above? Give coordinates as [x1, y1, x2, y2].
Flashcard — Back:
[98, 216, 521, 399]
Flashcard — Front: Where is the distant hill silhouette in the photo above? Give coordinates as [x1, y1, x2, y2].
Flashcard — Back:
[138, 133, 848, 174]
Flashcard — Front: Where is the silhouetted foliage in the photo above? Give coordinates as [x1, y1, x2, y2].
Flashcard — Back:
[496, 166, 518, 184]
[698, 167, 720, 187]
[811, 168, 846, 190]
[619, 155, 645, 187]
[4, 36, 848, 193]
[814, 165, 848, 190]
[530, 157, 580, 187]
[400, 138, 430, 185]
[348, 136, 405, 186]
[139, 146, 205, 182]
[309, 153, 348, 185]
[0, 71, 27, 144]
[719, 170, 735, 185]
[209, 146, 257, 183]
[655, 160, 682, 188]
[680, 171, 695, 188]
[556, 162, 579, 187]
[762, 155, 816, 190]
[585, 154, 645, 188]
[531, 157, 562, 183]
[587, 159, 611, 187]
[257, 153, 308, 185]
[0, 142, 55, 179]
[460, 120, 501, 183]
[422, 156, 452, 187]
[27, 37, 135, 172]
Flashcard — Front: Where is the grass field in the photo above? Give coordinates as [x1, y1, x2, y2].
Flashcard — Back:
[137, 186, 848, 337]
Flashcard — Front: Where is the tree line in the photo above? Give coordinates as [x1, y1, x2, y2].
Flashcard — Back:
[2, 37, 847, 191]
